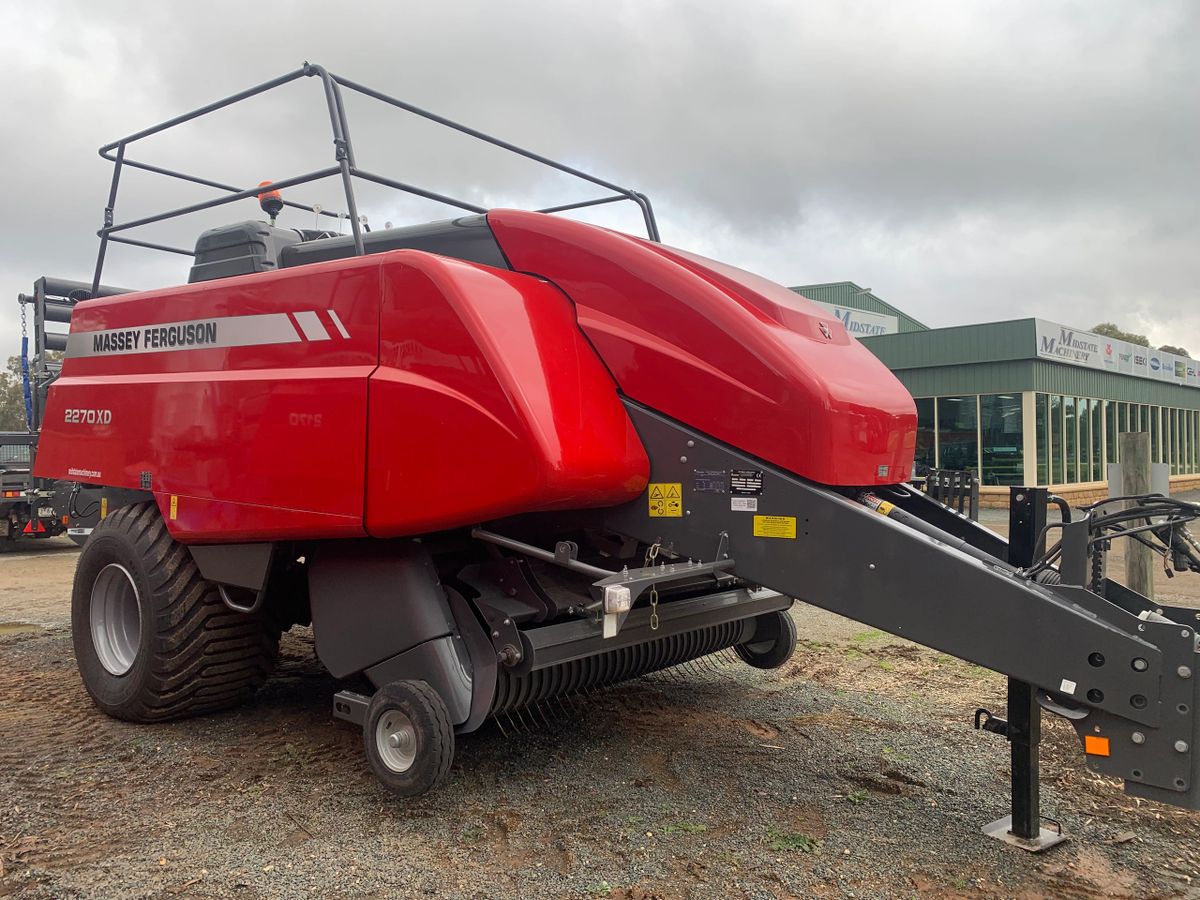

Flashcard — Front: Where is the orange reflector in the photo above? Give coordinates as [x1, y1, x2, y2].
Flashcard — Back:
[61, 515, 69, 525]
[3, 490, 17, 498]
[1084, 735, 1111, 757]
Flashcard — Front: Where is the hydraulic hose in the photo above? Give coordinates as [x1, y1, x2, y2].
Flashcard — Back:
[856, 492, 1018, 575]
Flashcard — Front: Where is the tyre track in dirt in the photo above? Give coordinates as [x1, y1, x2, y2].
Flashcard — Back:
[0, 629, 163, 873]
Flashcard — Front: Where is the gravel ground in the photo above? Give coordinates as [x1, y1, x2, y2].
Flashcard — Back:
[3, 530, 1200, 899]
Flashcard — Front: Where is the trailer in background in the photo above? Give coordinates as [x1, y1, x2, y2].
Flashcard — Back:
[5, 278, 128, 549]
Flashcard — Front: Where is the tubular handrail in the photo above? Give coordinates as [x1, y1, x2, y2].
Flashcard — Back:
[90, 61, 660, 295]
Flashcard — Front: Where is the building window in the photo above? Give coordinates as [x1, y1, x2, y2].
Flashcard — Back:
[1106, 400, 1117, 467]
[1165, 408, 1172, 473]
[1178, 409, 1184, 474]
[1050, 395, 1063, 484]
[1065, 397, 1078, 483]
[1189, 410, 1195, 474]
[1035, 394, 1049, 485]
[1172, 409, 1181, 475]
[1193, 410, 1199, 472]
[1079, 399, 1091, 482]
[1192, 410, 1199, 472]
[1091, 399, 1103, 481]
[937, 396, 978, 473]
[1186, 410, 1192, 473]
[980, 394, 1023, 485]
[914, 398, 935, 474]
[1151, 406, 1161, 463]
[1083, 399, 1099, 481]
[1184, 410, 1190, 474]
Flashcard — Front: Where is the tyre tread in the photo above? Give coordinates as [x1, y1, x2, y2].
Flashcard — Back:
[75, 502, 278, 722]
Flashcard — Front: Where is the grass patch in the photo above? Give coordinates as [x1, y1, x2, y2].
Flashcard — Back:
[846, 789, 869, 805]
[662, 821, 707, 835]
[799, 639, 834, 650]
[766, 826, 820, 853]
[851, 629, 886, 643]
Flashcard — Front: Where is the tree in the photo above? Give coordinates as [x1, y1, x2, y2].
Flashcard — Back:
[0, 356, 30, 431]
[1092, 323, 1150, 347]
[1158, 344, 1191, 358]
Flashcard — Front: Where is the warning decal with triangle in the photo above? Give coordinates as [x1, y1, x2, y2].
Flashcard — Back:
[647, 482, 683, 518]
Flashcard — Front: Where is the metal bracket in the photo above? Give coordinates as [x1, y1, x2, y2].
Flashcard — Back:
[974, 708, 1009, 738]
[472, 600, 523, 667]
[478, 556, 556, 622]
[591, 555, 736, 639]
[981, 815, 1067, 853]
[217, 582, 265, 615]
[715, 531, 730, 561]
[332, 690, 369, 727]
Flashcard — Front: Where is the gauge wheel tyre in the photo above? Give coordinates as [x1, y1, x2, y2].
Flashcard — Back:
[72, 501, 279, 722]
[735, 609, 797, 670]
[364, 680, 455, 797]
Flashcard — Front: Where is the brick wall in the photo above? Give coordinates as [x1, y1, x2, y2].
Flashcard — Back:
[978, 475, 1200, 509]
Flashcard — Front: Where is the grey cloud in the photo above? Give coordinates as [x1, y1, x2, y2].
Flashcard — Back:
[1, 0, 1197, 358]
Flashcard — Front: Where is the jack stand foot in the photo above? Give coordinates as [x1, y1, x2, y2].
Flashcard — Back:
[981, 815, 1067, 852]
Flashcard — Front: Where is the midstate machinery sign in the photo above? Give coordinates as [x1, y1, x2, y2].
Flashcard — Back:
[1035, 320, 1200, 388]
[813, 301, 899, 337]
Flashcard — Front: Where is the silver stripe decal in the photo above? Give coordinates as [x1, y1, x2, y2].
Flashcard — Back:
[66, 313, 303, 358]
[327, 309, 351, 339]
[293, 310, 330, 342]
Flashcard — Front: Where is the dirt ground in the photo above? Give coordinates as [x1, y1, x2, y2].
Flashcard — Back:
[3, 531, 1200, 899]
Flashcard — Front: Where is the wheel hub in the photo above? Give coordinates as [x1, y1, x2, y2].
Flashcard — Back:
[89, 563, 142, 676]
[376, 711, 417, 773]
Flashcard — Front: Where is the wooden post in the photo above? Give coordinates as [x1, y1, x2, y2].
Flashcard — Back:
[1120, 432, 1154, 599]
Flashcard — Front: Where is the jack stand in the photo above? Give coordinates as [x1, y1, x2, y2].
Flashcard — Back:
[978, 679, 1067, 852]
[977, 486, 1067, 852]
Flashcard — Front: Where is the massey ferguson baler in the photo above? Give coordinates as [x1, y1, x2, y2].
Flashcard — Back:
[30, 65, 1200, 842]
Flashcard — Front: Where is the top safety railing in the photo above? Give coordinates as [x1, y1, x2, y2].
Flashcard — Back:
[91, 62, 660, 296]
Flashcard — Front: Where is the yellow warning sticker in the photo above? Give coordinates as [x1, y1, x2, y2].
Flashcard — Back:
[648, 482, 683, 517]
[753, 515, 796, 539]
[100, 496, 108, 520]
[169, 495, 178, 521]
[875, 500, 895, 517]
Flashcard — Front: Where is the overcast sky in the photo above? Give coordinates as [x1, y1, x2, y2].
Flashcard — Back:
[1, 1, 1197, 358]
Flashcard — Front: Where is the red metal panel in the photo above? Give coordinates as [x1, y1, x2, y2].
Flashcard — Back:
[36, 257, 381, 541]
[488, 210, 917, 485]
[36, 249, 649, 541]
[365, 252, 648, 536]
